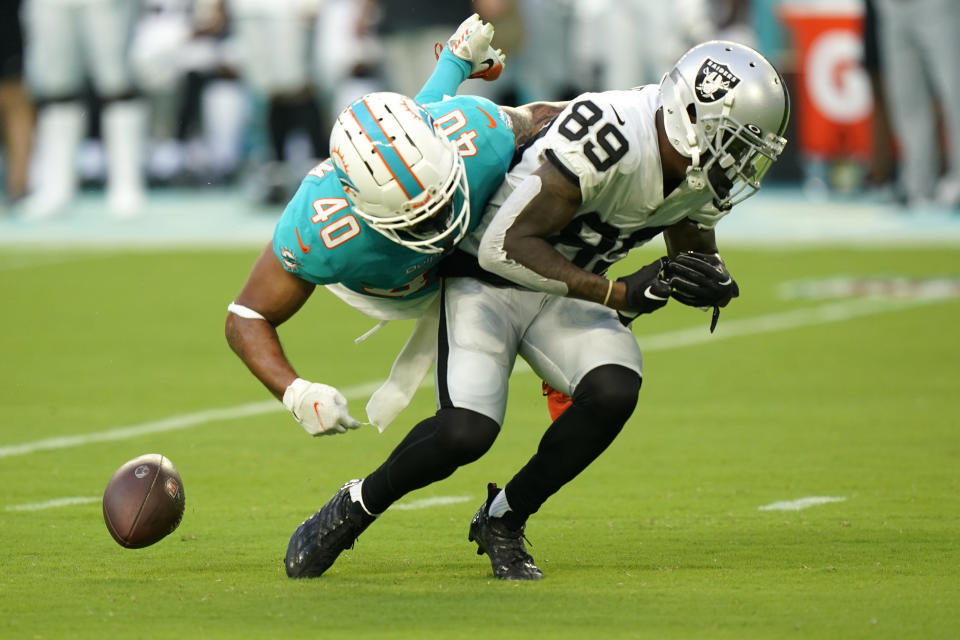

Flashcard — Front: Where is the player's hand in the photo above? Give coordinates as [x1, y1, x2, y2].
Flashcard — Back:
[617, 257, 672, 315]
[445, 13, 506, 81]
[664, 252, 740, 308]
[282, 378, 363, 436]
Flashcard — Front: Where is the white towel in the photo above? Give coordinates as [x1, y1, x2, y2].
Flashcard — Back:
[365, 295, 441, 431]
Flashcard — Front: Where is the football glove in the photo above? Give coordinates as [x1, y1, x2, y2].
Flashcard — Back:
[444, 13, 505, 80]
[664, 252, 740, 308]
[282, 378, 363, 437]
[617, 257, 672, 315]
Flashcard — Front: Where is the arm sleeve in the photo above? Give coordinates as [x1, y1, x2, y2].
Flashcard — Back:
[476, 175, 570, 296]
[415, 48, 471, 104]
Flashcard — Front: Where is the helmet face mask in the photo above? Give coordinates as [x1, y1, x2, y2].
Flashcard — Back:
[660, 41, 790, 208]
[329, 92, 470, 254]
[699, 115, 786, 206]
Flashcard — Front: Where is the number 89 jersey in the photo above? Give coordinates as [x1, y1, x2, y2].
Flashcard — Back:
[477, 86, 719, 276]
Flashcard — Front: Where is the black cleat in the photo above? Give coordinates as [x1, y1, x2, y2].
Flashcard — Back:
[285, 479, 375, 578]
[468, 483, 544, 580]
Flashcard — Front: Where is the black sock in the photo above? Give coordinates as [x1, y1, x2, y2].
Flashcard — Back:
[361, 408, 499, 514]
[504, 365, 641, 522]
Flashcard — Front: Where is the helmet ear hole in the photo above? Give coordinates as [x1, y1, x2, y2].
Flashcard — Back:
[686, 103, 697, 123]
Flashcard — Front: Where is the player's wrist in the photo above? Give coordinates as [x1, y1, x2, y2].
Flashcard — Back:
[602, 279, 614, 307]
[439, 46, 470, 70]
[282, 377, 308, 411]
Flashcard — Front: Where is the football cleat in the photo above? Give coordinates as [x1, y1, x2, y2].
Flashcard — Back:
[284, 479, 375, 578]
[466, 48, 505, 81]
[468, 483, 544, 580]
[440, 13, 506, 82]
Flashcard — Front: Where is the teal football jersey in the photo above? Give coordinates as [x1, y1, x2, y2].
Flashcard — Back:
[272, 53, 515, 300]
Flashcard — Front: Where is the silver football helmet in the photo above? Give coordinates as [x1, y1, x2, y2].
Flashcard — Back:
[660, 40, 790, 207]
[329, 92, 469, 254]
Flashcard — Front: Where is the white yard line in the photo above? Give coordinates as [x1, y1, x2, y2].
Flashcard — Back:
[391, 496, 472, 511]
[641, 296, 941, 352]
[0, 296, 946, 462]
[0, 381, 382, 460]
[6, 496, 101, 511]
[758, 496, 848, 511]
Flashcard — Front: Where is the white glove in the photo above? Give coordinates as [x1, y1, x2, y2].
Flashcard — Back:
[282, 378, 363, 437]
[446, 13, 505, 81]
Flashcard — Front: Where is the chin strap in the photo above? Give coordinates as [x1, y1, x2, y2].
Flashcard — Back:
[670, 79, 707, 191]
[685, 166, 707, 191]
[673, 80, 701, 170]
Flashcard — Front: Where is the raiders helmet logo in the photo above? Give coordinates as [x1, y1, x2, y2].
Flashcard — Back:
[695, 59, 741, 103]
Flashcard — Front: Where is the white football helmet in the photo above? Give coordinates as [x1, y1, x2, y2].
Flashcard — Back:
[660, 40, 790, 207]
[328, 92, 470, 254]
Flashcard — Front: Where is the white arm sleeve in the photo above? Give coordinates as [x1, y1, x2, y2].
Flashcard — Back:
[477, 175, 569, 296]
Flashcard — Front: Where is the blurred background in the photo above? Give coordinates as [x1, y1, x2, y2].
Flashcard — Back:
[1, 0, 959, 242]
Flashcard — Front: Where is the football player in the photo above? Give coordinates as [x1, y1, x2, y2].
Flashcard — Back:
[225, 15, 563, 438]
[287, 41, 789, 580]
[21, 0, 147, 218]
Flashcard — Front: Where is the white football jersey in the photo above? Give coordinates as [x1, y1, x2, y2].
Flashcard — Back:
[469, 86, 726, 276]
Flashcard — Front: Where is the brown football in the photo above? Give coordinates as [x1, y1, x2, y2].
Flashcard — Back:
[102, 453, 186, 548]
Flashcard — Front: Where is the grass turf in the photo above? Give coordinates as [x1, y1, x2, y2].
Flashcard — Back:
[1, 246, 958, 639]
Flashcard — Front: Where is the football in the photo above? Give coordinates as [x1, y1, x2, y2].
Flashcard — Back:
[102, 453, 186, 548]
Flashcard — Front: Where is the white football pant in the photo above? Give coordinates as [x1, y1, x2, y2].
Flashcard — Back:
[437, 277, 644, 426]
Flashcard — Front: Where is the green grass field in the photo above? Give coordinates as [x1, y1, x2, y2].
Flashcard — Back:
[1, 245, 958, 639]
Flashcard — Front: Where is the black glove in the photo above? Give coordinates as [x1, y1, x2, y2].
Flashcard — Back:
[617, 257, 672, 315]
[664, 252, 740, 308]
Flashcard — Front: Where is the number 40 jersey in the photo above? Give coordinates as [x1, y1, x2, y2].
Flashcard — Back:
[467, 86, 726, 277]
[272, 94, 515, 303]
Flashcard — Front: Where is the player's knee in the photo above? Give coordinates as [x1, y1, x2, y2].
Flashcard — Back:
[433, 408, 499, 466]
[573, 365, 641, 425]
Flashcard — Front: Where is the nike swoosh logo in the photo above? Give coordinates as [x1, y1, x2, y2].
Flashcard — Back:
[611, 106, 626, 126]
[469, 58, 499, 79]
[296, 228, 311, 253]
[643, 285, 668, 301]
[312, 401, 328, 431]
[477, 106, 497, 129]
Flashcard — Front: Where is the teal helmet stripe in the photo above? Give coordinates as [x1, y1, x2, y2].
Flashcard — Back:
[350, 99, 425, 200]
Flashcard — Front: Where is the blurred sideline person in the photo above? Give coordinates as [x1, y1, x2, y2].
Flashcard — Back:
[21, 0, 147, 219]
[874, 0, 960, 208]
[573, 0, 713, 91]
[292, 41, 789, 581]
[509, 0, 577, 102]
[366, 0, 471, 98]
[225, 17, 561, 456]
[0, 0, 33, 205]
[225, 0, 327, 203]
[313, 0, 383, 122]
[129, 0, 248, 185]
[861, 0, 895, 191]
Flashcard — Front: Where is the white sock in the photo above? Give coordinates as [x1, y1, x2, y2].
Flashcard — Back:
[348, 479, 377, 517]
[102, 100, 147, 216]
[487, 489, 512, 518]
